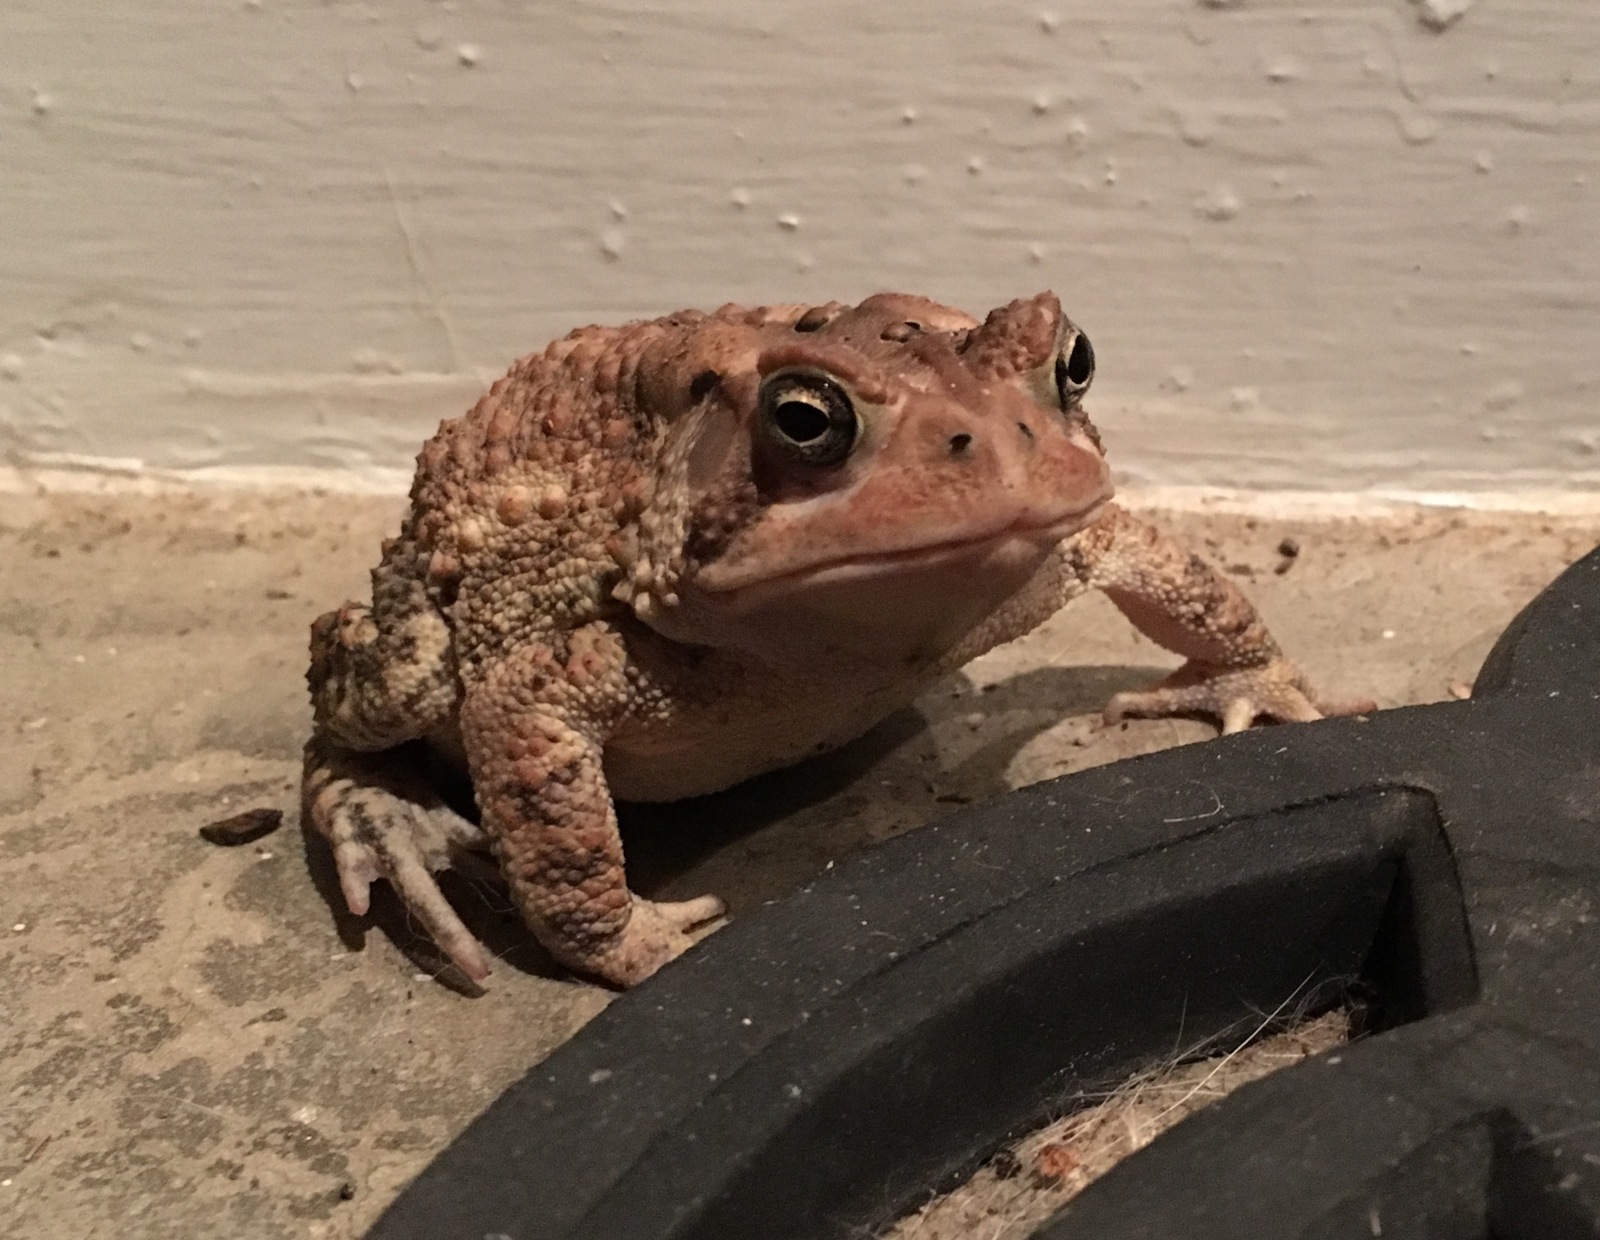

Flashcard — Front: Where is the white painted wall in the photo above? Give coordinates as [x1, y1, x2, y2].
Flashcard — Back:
[3, 0, 1597, 492]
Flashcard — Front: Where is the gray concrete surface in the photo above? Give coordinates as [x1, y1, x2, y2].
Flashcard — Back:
[1, 487, 1594, 1239]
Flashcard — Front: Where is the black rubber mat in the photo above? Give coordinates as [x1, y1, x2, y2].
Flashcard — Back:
[369, 545, 1600, 1240]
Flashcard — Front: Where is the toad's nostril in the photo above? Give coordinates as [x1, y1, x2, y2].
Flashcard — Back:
[1017, 421, 1035, 441]
[689, 370, 719, 403]
[949, 433, 973, 454]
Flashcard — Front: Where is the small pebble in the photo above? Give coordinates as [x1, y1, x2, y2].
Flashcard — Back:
[199, 807, 283, 846]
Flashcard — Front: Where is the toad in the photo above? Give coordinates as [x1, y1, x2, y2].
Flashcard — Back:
[304, 293, 1369, 988]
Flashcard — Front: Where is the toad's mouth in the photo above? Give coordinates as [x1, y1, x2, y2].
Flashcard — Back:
[694, 498, 1110, 602]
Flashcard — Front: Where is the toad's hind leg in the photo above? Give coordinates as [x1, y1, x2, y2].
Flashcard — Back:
[307, 565, 458, 752]
[304, 552, 494, 978]
[303, 741, 494, 981]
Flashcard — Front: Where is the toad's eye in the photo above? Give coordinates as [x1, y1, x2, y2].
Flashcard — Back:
[757, 373, 859, 467]
[1054, 329, 1094, 409]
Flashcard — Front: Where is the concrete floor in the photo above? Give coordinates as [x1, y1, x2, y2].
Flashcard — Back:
[1, 485, 1595, 1240]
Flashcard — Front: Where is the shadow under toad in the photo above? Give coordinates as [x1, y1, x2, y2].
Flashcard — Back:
[621, 661, 1182, 906]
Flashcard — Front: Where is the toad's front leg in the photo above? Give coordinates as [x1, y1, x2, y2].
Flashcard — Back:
[1066, 504, 1376, 733]
[461, 623, 725, 987]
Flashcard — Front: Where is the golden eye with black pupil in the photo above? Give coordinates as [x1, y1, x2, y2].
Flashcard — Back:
[757, 374, 859, 467]
[1054, 329, 1094, 410]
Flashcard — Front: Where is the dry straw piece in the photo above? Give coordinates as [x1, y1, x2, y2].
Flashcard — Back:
[883, 1009, 1351, 1240]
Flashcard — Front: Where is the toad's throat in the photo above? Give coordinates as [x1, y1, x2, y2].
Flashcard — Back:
[697, 499, 1109, 599]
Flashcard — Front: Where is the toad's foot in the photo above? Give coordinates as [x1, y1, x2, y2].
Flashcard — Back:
[553, 895, 727, 989]
[1105, 658, 1377, 736]
[305, 752, 494, 983]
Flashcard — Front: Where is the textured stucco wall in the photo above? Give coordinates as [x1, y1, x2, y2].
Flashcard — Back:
[3, 0, 1597, 492]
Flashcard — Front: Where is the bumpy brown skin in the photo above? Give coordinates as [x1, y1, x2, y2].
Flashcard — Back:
[303, 293, 1372, 989]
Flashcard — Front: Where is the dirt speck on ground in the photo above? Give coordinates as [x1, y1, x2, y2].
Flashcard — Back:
[0, 485, 1593, 1238]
